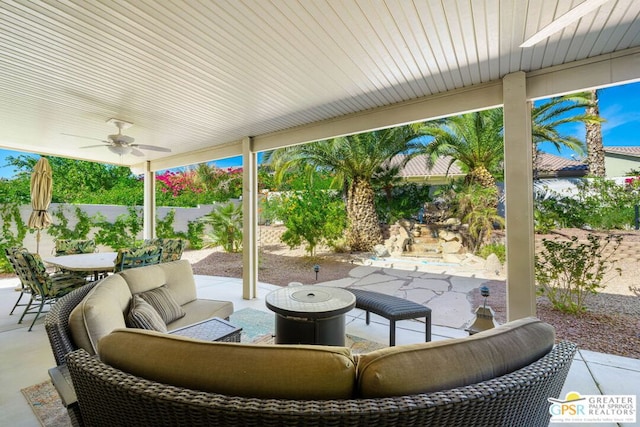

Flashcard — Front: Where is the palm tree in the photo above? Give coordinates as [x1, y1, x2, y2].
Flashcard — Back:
[531, 92, 601, 176]
[267, 126, 422, 251]
[418, 93, 602, 184]
[585, 89, 606, 177]
[416, 108, 505, 188]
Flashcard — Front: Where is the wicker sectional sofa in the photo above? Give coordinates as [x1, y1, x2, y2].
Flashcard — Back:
[46, 263, 577, 427]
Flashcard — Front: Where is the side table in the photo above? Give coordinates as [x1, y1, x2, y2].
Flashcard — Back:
[170, 317, 242, 342]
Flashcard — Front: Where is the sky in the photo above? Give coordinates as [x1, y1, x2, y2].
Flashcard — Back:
[1, 81, 639, 179]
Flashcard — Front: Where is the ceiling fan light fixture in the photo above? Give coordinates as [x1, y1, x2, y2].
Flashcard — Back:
[108, 145, 132, 156]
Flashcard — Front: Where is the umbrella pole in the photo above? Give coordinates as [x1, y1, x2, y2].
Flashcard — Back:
[36, 229, 41, 254]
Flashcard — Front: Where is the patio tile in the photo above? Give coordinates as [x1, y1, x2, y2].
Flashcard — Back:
[406, 276, 451, 292]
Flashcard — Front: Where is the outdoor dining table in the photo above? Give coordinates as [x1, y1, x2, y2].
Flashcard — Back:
[43, 252, 117, 281]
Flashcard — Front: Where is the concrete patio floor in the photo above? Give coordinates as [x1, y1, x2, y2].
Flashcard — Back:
[0, 266, 638, 427]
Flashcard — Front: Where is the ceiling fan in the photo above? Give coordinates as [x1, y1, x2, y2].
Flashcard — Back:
[64, 118, 171, 157]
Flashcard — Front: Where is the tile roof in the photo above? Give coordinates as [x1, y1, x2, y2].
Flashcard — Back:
[389, 154, 463, 178]
[536, 153, 587, 173]
[388, 152, 586, 180]
[604, 146, 640, 158]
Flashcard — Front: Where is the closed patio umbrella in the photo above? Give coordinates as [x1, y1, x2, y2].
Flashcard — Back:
[27, 157, 53, 254]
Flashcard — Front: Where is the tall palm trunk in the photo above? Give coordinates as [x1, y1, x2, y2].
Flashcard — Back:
[586, 89, 606, 177]
[346, 177, 382, 251]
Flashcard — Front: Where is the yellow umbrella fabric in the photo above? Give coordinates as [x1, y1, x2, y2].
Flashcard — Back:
[27, 157, 53, 253]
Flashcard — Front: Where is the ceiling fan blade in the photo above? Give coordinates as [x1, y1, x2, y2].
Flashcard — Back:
[131, 148, 146, 157]
[132, 144, 172, 152]
[62, 133, 105, 142]
[80, 144, 110, 149]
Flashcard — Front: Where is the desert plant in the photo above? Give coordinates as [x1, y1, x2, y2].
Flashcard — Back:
[453, 183, 504, 253]
[203, 202, 243, 253]
[535, 233, 622, 314]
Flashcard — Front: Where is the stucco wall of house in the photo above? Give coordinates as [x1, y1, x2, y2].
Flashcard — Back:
[605, 155, 640, 177]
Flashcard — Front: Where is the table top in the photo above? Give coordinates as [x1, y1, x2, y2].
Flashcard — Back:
[266, 285, 356, 319]
[43, 252, 117, 272]
[170, 317, 242, 342]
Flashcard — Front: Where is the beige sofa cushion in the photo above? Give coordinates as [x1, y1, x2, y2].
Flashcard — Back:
[69, 275, 132, 355]
[118, 259, 196, 305]
[356, 317, 555, 398]
[166, 298, 234, 331]
[99, 329, 357, 400]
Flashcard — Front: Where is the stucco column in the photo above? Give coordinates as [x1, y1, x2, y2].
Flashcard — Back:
[503, 71, 536, 319]
[242, 137, 258, 299]
[142, 161, 155, 240]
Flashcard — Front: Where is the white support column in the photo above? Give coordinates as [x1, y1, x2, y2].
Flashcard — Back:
[142, 161, 156, 239]
[242, 137, 258, 299]
[503, 71, 536, 320]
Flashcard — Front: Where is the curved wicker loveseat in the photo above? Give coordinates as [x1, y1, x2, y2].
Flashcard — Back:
[66, 341, 576, 427]
[47, 280, 577, 427]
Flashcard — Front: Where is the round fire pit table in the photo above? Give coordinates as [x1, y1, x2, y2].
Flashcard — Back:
[265, 285, 356, 346]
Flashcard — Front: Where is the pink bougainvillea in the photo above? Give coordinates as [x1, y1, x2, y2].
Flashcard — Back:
[624, 176, 640, 191]
[156, 170, 203, 197]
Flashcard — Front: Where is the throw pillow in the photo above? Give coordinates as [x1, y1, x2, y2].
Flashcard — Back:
[138, 285, 186, 324]
[126, 295, 167, 332]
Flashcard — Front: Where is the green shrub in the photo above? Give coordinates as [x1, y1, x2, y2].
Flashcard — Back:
[374, 182, 431, 224]
[0, 202, 27, 272]
[92, 206, 143, 249]
[534, 178, 640, 231]
[47, 205, 93, 240]
[478, 242, 506, 263]
[276, 188, 346, 256]
[535, 233, 622, 313]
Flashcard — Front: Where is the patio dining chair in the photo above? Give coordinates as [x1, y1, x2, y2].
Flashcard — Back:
[113, 245, 163, 272]
[10, 248, 88, 331]
[54, 239, 98, 279]
[143, 238, 186, 263]
[4, 247, 31, 316]
[54, 239, 97, 256]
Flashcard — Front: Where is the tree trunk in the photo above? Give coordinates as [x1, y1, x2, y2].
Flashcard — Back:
[346, 177, 383, 251]
[586, 89, 606, 177]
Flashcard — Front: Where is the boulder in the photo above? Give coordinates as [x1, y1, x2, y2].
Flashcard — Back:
[373, 244, 391, 257]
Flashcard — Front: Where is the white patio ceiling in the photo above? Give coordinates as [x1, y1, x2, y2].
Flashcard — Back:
[1, 0, 640, 170]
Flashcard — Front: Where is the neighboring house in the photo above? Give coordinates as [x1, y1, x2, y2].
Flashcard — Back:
[391, 154, 464, 185]
[535, 153, 588, 179]
[389, 152, 586, 185]
[604, 147, 640, 177]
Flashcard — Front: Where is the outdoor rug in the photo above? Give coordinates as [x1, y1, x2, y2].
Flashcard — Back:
[21, 380, 71, 427]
